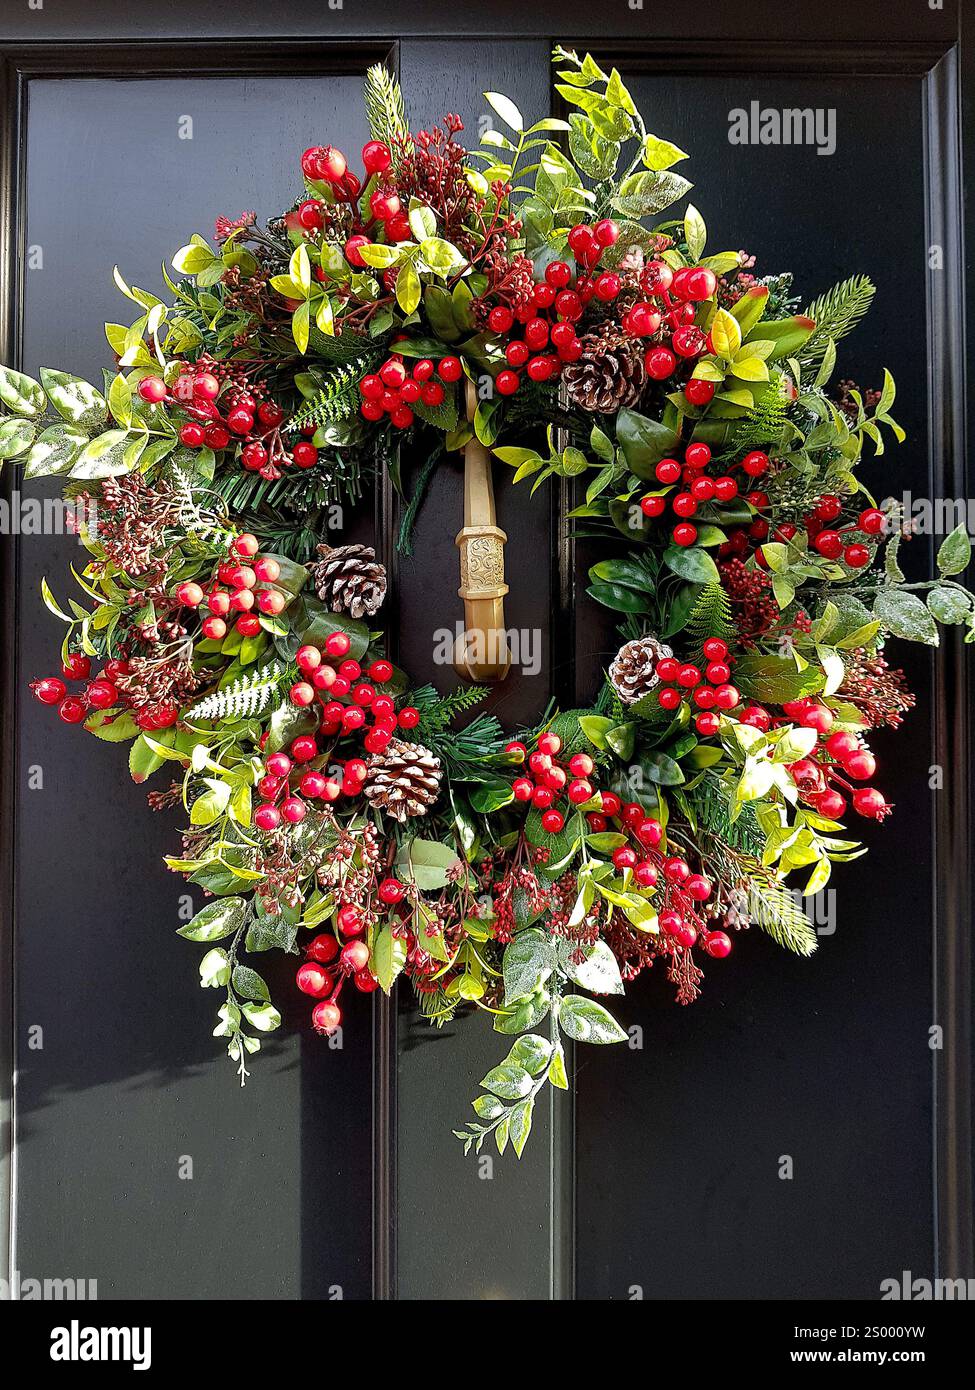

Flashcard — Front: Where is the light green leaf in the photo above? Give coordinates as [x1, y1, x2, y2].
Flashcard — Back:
[558, 994, 627, 1044]
[484, 91, 524, 132]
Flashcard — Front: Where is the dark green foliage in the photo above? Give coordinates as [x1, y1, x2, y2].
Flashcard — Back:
[801, 274, 876, 362]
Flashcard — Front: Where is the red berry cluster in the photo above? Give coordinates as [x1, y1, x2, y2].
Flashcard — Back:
[139, 364, 317, 481]
[30, 653, 132, 727]
[641, 444, 769, 548]
[358, 353, 458, 428]
[622, 258, 718, 382]
[508, 731, 599, 833]
[805, 497, 884, 570]
[175, 533, 285, 642]
[782, 699, 891, 820]
[486, 220, 622, 397]
[654, 638, 740, 734]
[252, 638, 415, 831]
[593, 798, 730, 958]
[295, 139, 414, 268]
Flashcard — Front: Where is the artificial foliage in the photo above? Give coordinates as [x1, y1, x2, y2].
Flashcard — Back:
[4, 53, 974, 1159]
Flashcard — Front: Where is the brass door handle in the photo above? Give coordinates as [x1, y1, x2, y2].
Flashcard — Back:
[454, 380, 510, 682]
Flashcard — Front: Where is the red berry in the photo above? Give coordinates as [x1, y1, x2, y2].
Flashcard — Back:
[362, 140, 392, 173]
[397, 706, 419, 729]
[438, 356, 462, 383]
[640, 495, 667, 518]
[844, 749, 877, 780]
[800, 703, 834, 734]
[537, 731, 562, 756]
[180, 422, 206, 447]
[812, 788, 847, 819]
[337, 904, 363, 937]
[613, 847, 638, 870]
[714, 684, 739, 711]
[853, 787, 890, 819]
[512, 777, 534, 802]
[488, 305, 514, 333]
[341, 941, 370, 971]
[634, 861, 658, 888]
[569, 753, 594, 777]
[254, 804, 282, 831]
[296, 962, 331, 998]
[672, 492, 698, 519]
[599, 792, 621, 817]
[814, 530, 844, 560]
[658, 687, 682, 710]
[307, 933, 339, 964]
[541, 809, 565, 833]
[137, 375, 167, 403]
[324, 631, 351, 658]
[858, 508, 886, 535]
[685, 378, 716, 407]
[85, 679, 118, 710]
[695, 711, 720, 736]
[495, 370, 519, 396]
[378, 878, 405, 905]
[636, 818, 662, 846]
[704, 931, 732, 958]
[826, 730, 859, 761]
[531, 785, 554, 809]
[290, 735, 318, 763]
[545, 261, 572, 288]
[742, 450, 770, 477]
[312, 1001, 342, 1035]
[844, 544, 871, 569]
[655, 458, 682, 485]
[201, 616, 226, 640]
[31, 677, 67, 705]
[344, 235, 370, 267]
[567, 779, 593, 805]
[281, 796, 307, 824]
[686, 874, 712, 902]
[663, 857, 690, 884]
[292, 442, 318, 469]
[672, 522, 698, 547]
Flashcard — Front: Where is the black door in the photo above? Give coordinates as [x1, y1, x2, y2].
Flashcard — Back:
[1, 2, 971, 1301]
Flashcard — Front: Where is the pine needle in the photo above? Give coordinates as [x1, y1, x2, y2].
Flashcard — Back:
[801, 275, 875, 364]
[364, 63, 409, 156]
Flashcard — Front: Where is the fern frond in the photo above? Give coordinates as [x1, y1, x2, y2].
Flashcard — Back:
[686, 582, 735, 647]
[364, 63, 409, 154]
[284, 357, 374, 435]
[189, 662, 285, 722]
[731, 379, 792, 451]
[745, 874, 819, 956]
[410, 682, 489, 731]
[800, 275, 875, 363]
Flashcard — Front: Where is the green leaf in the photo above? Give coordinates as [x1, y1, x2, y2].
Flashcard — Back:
[39, 368, 107, 429]
[128, 731, 173, 783]
[936, 524, 971, 577]
[547, 1043, 569, 1090]
[231, 965, 270, 1001]
[663, 545, 720, 584]
[177, 897, 246, 943]
[927, 586, 971, 624]
[709, 309, 742, 359]
[241, 1001, 281, 1032]
[638, 750, 684, 786]
[484, 91, 524, 132]
[503, 927, 557, 1005]
[480, 1063, 533, 1100]
[683, 203, 707, 261]
[0, 417, 36, 459]
[370, 923, 407, 993]
[558, 938, 624, 995]
[396, 259, 422, 314]
[23, 423, 88, 478]
[611, 169, 692, 218]
[734, 654, 824, 703]
[397, 837, 461, 891]
[505, 1034, 552, 1075]
[616, 408, 679, 478]
[873, 588, 940, 646]
[292, 301, 311, 354]
[509, 1097, 535, 1158]
[643, 133, 689, 171]
[0, 366, 45, 417]
[199, 948, 231, 988]
[558, 994, 627, 1044]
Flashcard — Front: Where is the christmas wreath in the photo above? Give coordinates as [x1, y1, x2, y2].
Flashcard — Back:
[4, 51, 973, 1159]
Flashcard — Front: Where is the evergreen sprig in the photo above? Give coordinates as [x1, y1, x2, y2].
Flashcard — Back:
[364, 63, 409, 155]
[801, 275, 876, 363]
[745, 873, 819, 957]
[686, 583, 736, 647]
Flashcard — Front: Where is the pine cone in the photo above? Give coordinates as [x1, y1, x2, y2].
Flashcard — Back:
[563, 325, 647, 414]
[362, 739, 442, 822]
[609, 635, 674, 705]
[312, 543, 386, 619]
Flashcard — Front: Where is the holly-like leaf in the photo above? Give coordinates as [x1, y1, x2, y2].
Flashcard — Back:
[558, 994, 627, 1044]
[936, 523, 972, 577]
[177, 897, 246, 943]
[502, 927, 557, 1005]
[874, 588, 940, 646]
[370, 922, 408, 993]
